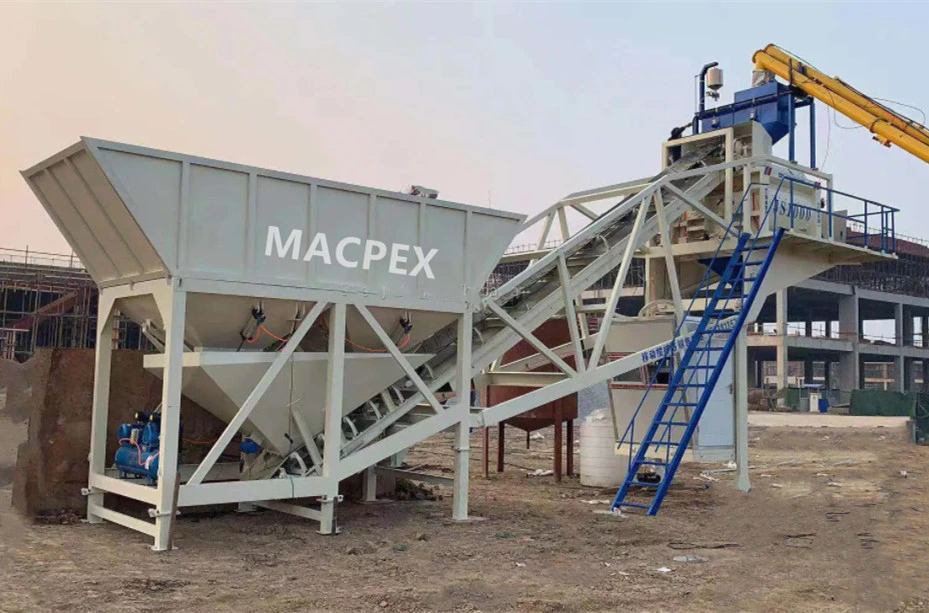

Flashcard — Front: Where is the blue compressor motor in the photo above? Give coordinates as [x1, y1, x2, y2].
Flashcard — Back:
[114, 412, 178, 485]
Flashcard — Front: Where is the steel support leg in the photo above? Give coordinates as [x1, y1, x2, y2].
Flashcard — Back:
[734, 331, 750, 493]
[566, 418, 574, 477]
[452, 310, 473, 521]
[86, 290, 116, 524]
[497, 422, 505, 473]
[482, 427, 489, 479]
[152, 286, 186, 551]
[554, 405, 563, 483]
[319, 303, 346, 535]
[362, 466, 377, 502]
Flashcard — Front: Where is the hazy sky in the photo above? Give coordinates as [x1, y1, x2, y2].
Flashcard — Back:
[2, 2, 927, 256]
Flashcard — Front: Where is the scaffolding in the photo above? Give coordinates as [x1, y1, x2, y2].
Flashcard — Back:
[0, 247, 148, 361]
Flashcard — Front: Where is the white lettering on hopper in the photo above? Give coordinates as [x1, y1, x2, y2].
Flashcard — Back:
[264, 226, 439, 279]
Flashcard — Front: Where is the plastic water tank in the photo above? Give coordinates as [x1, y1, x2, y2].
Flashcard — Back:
[580, 409, 629, 487]
[809, 392, 821, 413]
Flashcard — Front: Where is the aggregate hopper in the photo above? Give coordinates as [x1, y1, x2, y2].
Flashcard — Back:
[22, 138, 523, 547]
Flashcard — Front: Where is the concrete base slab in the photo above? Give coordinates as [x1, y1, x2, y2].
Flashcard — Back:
[748, 412, 911, 429]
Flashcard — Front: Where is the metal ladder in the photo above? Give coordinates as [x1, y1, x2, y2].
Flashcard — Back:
[611, 186, 785, 516]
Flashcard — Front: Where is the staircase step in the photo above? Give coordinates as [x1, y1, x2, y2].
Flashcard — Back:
[610, 227, 784, 518]
[616, 502, 650, 510]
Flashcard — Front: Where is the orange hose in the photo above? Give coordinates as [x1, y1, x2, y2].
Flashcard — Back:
[118, 437, 144, 466]
[245, 324, 289, 344]
[251, 321, 412, 353]
[118, 438, 160, 469]
[345, 333, 411, 353]
[184, 438, 220, 446]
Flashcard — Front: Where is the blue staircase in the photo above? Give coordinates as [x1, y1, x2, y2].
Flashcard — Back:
[611, 188, 786, 516]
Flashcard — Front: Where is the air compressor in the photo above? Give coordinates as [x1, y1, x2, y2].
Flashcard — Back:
[114, 412, 180, 485]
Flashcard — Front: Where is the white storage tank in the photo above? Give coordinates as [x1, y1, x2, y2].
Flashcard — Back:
[580, 408, 629, 487]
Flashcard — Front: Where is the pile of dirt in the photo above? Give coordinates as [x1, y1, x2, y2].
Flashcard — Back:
[390, 478, 441, 501]
[6, 349, 227, 517]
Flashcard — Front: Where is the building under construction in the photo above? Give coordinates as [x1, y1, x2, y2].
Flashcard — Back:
[7, 225, 929, 397]
[0, 247, 148, 360]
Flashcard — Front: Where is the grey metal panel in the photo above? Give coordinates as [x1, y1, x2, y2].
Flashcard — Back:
[254, 175, 310, 282]
[21, 140, 170, 286]
[23, 138, 524, 312]
[144, 351, 433, 454]
[186, 164, 249, 277]
[91, 146, 182, 271]
[28, 166, 118, 281]
[69, 149, 164, 276]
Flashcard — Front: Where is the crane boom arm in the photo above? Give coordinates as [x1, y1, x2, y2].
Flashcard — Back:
[753, 43, 929, 165]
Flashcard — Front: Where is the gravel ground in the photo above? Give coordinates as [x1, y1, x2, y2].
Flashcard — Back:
[2, 424, 928, 612]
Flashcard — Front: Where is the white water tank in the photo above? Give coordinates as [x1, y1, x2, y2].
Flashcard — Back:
[580, 409, 629, 487]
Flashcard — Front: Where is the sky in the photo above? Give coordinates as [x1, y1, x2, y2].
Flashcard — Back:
[1, 2, 928, 257]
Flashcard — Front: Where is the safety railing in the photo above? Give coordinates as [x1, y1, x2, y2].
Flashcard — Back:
[615, 176, 787, 463]
[768, 176, 898, 254]
[0, 247, 86, 270]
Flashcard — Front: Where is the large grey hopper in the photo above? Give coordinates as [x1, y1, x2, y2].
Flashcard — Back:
[21, 138, 525, 348]
[143, 351, 433, 455]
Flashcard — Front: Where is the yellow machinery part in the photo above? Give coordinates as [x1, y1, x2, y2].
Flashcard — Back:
[757, 44, 929, 148]
[753, 44, 929, 165]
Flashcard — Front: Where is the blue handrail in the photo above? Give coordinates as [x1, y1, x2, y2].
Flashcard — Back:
[615, 172, 898, 462]
[616, 177, 787, 463]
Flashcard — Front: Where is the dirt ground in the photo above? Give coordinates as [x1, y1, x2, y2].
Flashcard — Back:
[1, 424, 928, 613]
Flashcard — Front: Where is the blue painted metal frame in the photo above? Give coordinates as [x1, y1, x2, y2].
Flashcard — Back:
[610, 169, 899, 515]
[613, 179, 784, 462]
[611, 180, 787, 515]
[771, 175, 898, 253]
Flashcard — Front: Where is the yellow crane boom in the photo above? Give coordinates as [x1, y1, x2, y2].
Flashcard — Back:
[753, 44, 929, 165]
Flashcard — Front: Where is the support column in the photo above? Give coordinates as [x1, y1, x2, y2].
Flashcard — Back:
[896, 355, 907, 393]
[903, 307, 914, 347]
[922, 359, 929, 392]
[362, 466, 377, 503]
[895, 302, 904, 347]
[153, 286, 186, 552]
[775, 290, 788, 398]
[805, 311, 814, 338]
[839, 293, 860, 392]
[319, 303, 346, 535]
[734, 330, 750, 492]
[553, 404, 563, 483]
[824, 360, 831, 389]
[566, 418, 574, 477]
[86, 291, 116, 524]
[803, 359, 814, 384]
[452, 309, 473, 521]
[496, 422, 505, 473]
[481, 427, 489, 479]
[922, 316, 929, 349]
